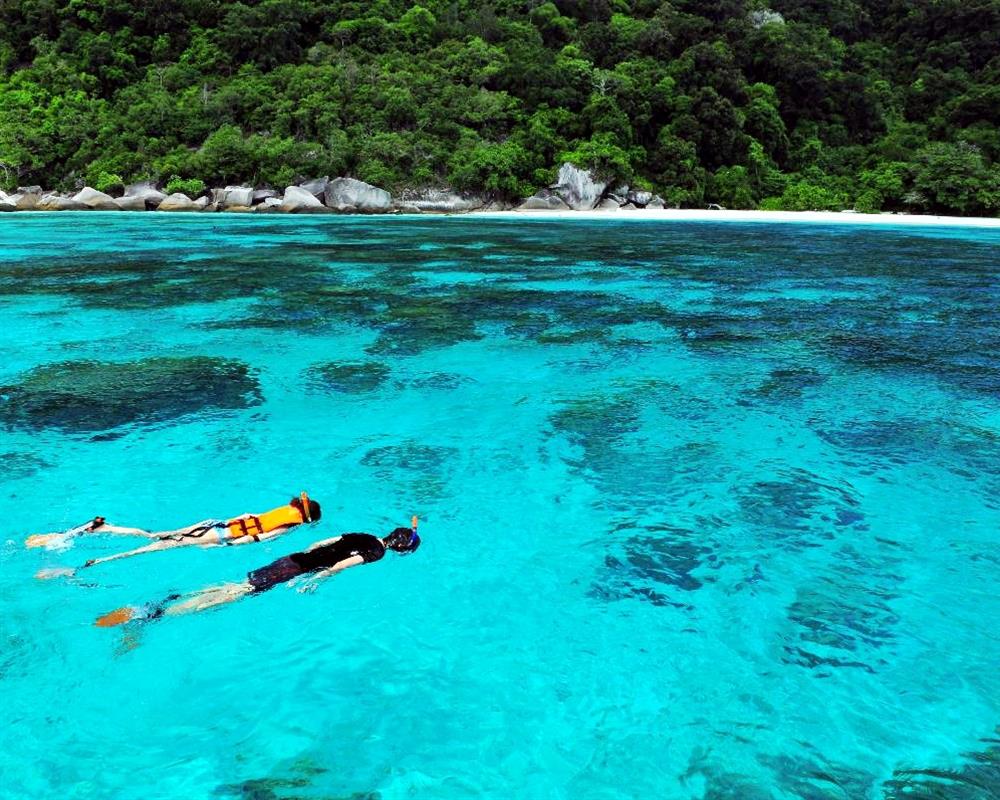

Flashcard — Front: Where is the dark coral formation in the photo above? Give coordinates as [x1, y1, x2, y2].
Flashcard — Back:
[0, 357, 261, 434]
[309, 361, 390, 394]
[360, 441, 458, 503]
[736, 467, 866, 550]
[592, 520, 721, 609]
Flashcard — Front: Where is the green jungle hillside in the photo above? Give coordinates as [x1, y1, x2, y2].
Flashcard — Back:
[1, 0, 999, 214]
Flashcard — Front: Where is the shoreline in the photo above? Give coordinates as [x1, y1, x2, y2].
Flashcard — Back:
[466, 208, 1000, 228]
[4, 208, 999, 228]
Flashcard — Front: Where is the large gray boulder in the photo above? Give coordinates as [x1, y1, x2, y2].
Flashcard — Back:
[550, 163, 609, 211]
[72, 187, 120, 210]
[596, 198, 621, 211]
[298, 177, 329, 199]
[37, 194, 89, 211]
[0, 191, 16, 212]
[124, 181, 167, 209]
[282, 185, 328, 213]
[12, 192, 41, 210]
[114, 195, 147, 211]
[646, 195, 666, 210]
[627, 189, 654, 207]
[518, 190, 571, 211]
[255, 197, 284, 213]
[157, 193, 200, 212]
[324, 178, 392, 212]
[193, 196, 213, 210]
[606, 183, 629, 204]
[17, 185, 43, 195]
[212, 186, 254, 208]
[252, 189, 279, 204]
[396, 189, 485, 213]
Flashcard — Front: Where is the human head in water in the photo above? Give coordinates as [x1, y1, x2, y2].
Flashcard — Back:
[290, 494, 322, 523]
[383, 526, 420, 554]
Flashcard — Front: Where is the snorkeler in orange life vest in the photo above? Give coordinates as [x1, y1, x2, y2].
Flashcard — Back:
[28, 493, 320, 578]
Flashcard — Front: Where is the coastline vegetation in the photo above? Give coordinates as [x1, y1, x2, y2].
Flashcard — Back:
[0, 0, 998, 215]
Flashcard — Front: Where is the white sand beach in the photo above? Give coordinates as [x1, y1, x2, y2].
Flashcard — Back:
[469, 208, 1000, 228]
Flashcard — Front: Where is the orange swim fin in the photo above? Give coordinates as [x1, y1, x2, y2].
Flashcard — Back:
[95, 606, 138, 628]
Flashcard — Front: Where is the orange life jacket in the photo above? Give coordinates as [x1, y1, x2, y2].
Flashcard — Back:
[224, 504, 305, 541]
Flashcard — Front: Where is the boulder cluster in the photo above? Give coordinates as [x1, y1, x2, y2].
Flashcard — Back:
[0, 164, 667, 215]
[519, 164, 666, 212]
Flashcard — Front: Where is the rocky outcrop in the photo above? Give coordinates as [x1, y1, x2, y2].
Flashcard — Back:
[324, 178, 392, 212]
[282, 185, 328, 213]
[72, 187, 120, 210]
[193, 197, 213, 210]
[0, 191, 16, 212]
[646, 196, 666, 209]
[627, 189, 654, 206]
[157, 193, 200, 212]
[255, 197, 284, 213]
[606, 183, 629, 204]
[37, 195, 89, 211]
[550, 162, 609, 211]
[299, 177, 329, 199]
[252, 189, 279, 204]
[17, 185, 43, 195]
[518, 190, 571, 211]
[396, 189, 485, 213]
[212, 186, 254, 208]
[596, 198, 621, 211]
[11, 191, 41, 210]
[113, 195, 147, 211]
[124, 181, 167, 209]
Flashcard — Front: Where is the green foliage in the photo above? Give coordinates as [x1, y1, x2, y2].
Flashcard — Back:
[91, 171, 124, 195]
[0, 0, 996, 214]
[559, 133, 636, 182]
[165, 175, 206, 196]
[763, 179, 847, 211]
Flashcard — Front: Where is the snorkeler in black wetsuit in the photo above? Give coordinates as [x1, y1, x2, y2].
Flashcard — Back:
[94, 522, 421, 627]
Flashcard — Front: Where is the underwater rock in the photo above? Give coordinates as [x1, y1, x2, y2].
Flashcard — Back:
[0, 452, 49, 480]
[0, 357, 261, 434]
[310, 361, 390, 393]
[361, 441, 458, 501]
[882, 727, 1000, 800]
[594, 521, 719, 608]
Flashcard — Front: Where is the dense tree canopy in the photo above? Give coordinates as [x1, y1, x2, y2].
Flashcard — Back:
[0, 0, 998, 214]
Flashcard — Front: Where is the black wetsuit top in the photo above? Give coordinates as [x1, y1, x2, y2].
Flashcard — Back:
[247, 534, 385, 593]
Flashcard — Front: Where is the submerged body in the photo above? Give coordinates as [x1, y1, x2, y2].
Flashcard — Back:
[96, 524, 421, 627]
[30, 494, 321, 577]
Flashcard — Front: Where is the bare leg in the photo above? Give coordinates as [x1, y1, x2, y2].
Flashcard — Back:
[165, 582, 253, 616]
[83, 536, 199, 568]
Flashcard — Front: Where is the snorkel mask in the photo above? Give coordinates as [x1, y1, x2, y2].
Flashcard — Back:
[386, 516, 421, 554]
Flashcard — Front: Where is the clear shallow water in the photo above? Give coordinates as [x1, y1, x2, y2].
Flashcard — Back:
[1, 212, 999, 799]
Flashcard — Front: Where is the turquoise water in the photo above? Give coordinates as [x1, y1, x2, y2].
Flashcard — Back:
[2, 212, 999, 799]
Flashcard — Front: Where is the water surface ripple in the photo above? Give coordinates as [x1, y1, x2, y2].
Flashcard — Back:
[1, 213, 999, 799]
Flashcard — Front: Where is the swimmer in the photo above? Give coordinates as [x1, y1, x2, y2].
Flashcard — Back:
[95, 518, 421, 627]
[32, 493, 321, 578]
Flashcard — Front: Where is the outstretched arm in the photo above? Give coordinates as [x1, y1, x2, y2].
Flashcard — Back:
[293, 555, 364, 592]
